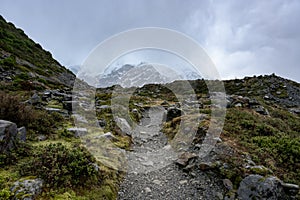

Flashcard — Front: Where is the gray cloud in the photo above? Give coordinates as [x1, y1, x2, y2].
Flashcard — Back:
[0, 0, 299, 82]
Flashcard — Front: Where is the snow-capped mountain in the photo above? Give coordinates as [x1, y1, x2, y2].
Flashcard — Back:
[95, 63, 201, 88]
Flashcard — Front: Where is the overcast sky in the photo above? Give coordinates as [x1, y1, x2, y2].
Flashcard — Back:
[1, 0, 300, 82]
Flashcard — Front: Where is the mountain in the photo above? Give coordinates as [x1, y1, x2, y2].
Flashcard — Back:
[95, 63, 202, 88]
[0, 15, 75, 90]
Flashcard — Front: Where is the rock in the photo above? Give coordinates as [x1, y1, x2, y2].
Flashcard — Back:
[37, 135, 47, 141]
[248, 98, 260, 106]
[234, 103, 242, 107]
[0, 120, 18, 153]
[10, 178, 43, 200]
[175, 152, 198, 167]
[144, 187, 152, 194]
[115, 117, 132, 136]
[237, 175, 290, 200]
[153, 180, 162, 185]
[166, 107, 182, 121]
[199, 162, 214, 171]
[249, 165, 272, 175]
[215, 192, 223, 200]
[99, 105, 110, 110]
[41, 90, 52, 101]
[142, 160, 154, 167]
[289, 108, 300, 115]
[98, 119, 106, 127]
[179, 180, 188, 185]
[253, 105, 269, 115]
[67, 127, 88, 137]
[44, 107, 69, 118]
[281, 183, 299, 196]
[17, 126, 26, 142]
[28, 93, 41, 105]
[94, 132, 116, 141]
[223, 179, 233, 191]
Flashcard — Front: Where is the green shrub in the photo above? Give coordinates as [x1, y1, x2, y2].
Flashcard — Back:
[0, 188, 12, 200]
[19, 143, 101, 188]
[0, 92, 64, 136]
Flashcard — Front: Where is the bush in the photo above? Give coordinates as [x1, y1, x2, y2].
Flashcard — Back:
[0, 92, 64, 136]
[19, 143, 101, 188]
[0, 188, 12, 200]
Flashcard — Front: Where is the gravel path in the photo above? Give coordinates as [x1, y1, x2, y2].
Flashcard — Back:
[117, 106, 225, 200]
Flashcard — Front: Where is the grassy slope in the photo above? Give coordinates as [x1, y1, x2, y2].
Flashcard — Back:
[0, 15, 75, 90]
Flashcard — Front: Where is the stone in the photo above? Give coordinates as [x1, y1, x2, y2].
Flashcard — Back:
[281, 183, 300, 196]
[249, 165, 272, 175]
[94, 132, 116, 141]
[153, 180, 162, 185]
[145, 187, 152, 194]
[115, 117, 132, 136]
[41, 90, 52, 101]
[17, 126, 26, 142]
[215, 192, 223, 200]
[179, 180, 188, 185]
[45, 107, 69, 118]
[67, 127, 88, 137]
[199, 162, 214, 171]
[0, 120, 18, 153]
[10, 178, 43, 200]
[37, 135, 47, 141]
[142, 160, 154, 167]
[223, 179, 233, 191]
[175, 152, 198, 167]
[253, 105, 269, 115]
[98, 119, 106, 127]
[28, 93, 41, 105]
[237, 175, 290, 200]
[99, 105, 110, 110]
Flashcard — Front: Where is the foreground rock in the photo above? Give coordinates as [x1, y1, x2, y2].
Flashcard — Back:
[237, 175, 299, 200]
[0, 120, 18, 153]
[10, 178, 44, 200]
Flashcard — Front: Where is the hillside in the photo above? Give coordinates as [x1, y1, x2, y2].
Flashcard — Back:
[0, 15, 75, 91]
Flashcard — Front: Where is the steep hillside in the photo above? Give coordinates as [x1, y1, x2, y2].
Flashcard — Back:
[0, 15, 75, 90]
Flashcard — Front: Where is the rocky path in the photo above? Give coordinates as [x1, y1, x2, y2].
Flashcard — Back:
[117, 106, 225, 200]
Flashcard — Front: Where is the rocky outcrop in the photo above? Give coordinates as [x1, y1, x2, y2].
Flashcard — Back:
[0, 120, 18, 153]
[10, 178, 43, 200]
[237, 175, 299, 200]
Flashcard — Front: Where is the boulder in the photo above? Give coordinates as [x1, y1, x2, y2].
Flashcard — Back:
[175, 152, 198, 167]
[10, 178, 43, 200]
[115, 117, 132, 136]
[28, 93, 41, 105]
[41, 90, 52, 101]
[237, 175, 291, 200]
[0, 120, 18, 153]
[253, 105, 269, 115]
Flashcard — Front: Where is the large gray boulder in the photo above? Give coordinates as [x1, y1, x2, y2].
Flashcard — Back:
[115, 117, 132, 136]
[237, 175, 296, 200]
[10, 178, 44, 200]
[0, 120, 18, 153]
